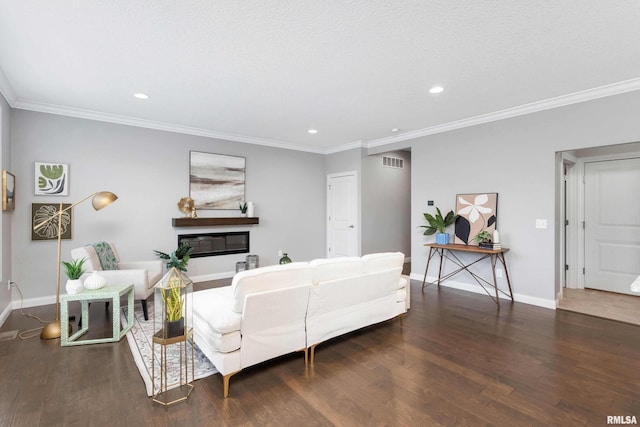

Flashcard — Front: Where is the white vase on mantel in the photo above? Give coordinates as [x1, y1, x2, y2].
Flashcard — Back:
[65, 279, 83, 295]
[84, 271, 106, 290]
[247, 202, 255, 217]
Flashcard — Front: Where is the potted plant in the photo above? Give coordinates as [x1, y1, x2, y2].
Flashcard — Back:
[473, 230, 493, 248]
[239, 202, 248, 217]
[420, 207, 458, 245]
[153, 243, 193, 272]
[62, 257, 86, 295]
[160, 269, 185, 337]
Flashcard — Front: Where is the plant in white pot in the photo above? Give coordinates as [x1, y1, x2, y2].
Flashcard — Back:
[420, 207, 458, 245]
[62, 257, 86, 295]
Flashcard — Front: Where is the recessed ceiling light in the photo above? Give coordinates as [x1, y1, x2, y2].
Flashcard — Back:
[391, 128, 400, 132]
[134, 93, 149, 99]
[429, 86, 444, 94]
[308, 129, 318, 134]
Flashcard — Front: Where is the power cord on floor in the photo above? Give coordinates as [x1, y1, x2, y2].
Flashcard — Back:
[10, 281, 53, 339]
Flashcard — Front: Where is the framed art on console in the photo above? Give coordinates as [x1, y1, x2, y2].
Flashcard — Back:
[454, 193, 498, 245]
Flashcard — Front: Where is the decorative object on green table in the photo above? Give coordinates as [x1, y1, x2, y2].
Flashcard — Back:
[279, 253, 292, 264]
[62, 257, 86, 295]
[473, 230, 493, 248]
[83, 270, 106, 290]
[420, 207, 458, 245]
[33, 190, 118, 339]
[153, 243, 193, 272]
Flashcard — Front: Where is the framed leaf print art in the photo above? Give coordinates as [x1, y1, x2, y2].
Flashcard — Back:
[454, 193, 498, 245]
[35, 162, 69, 196]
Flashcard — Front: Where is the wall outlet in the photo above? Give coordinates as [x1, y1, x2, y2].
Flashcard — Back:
[7, 280, 14, 291]
[496, 269, 503, 278]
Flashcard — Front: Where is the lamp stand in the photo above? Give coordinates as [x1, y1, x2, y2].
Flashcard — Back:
[41, 203, 69, 340]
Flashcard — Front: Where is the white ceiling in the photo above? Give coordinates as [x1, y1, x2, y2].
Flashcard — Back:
[1, 1, 640, 153]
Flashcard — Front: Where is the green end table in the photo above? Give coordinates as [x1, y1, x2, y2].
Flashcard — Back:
[60, 283, 134, 346]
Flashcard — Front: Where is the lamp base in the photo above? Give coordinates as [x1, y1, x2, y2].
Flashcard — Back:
[40, 321, 71, 340]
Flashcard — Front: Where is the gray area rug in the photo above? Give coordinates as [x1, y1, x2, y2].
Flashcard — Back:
[121, 305, 217, 396]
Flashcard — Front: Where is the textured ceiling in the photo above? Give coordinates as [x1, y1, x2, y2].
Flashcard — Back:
[1, 1, 640, 153]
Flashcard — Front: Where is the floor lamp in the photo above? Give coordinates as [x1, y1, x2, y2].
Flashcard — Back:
[33, 191, 118, 340]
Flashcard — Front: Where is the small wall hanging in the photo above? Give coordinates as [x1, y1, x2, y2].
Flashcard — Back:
[35, 162, 69, 196]
[2, 170, 15, 211]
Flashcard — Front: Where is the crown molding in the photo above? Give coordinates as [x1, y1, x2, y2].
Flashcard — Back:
[11, 100, 328, 154]
[5, 76, 640, 154]
[0, 67, 17, 106]
[324, 140, 366, 154]
[367, 78, 640, 149]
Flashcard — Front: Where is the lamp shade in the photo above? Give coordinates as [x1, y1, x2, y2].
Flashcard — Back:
[92, 191, 118, 210]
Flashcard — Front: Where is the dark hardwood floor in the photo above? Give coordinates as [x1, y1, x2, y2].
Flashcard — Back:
[1, 280, 639, 426]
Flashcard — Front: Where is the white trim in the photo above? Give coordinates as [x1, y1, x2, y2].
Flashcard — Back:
[0, 67, 16, 105]
[12, 100, 327, 154]
[366, 78, 640, 149]
[190, 271, 235, 283]
[0, 302, 12, 328]
[3, 76, 640, 155]
[409, 273, 557, 310]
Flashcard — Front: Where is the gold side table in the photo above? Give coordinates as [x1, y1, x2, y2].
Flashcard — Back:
[152, 267, 194, 407]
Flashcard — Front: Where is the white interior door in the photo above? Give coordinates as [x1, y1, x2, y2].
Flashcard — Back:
[584, 158, 640, 295]
[327, 172, 358, 258]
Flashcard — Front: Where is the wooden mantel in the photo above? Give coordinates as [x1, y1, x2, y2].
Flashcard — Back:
[172, 217, 259, 227]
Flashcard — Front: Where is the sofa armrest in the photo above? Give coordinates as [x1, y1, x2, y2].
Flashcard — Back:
[119, 260, 163, 277]
[400, 275, 410, 309]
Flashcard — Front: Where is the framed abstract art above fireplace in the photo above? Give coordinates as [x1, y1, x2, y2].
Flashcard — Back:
[189, 151, 246, 210]
[454, 193, 498, 245]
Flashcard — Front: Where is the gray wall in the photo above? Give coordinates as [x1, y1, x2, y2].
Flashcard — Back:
[10, 110, 326, 304]
[0, 94, 10, 319]
[403, 90, 640, 307]
[362, 150, 411, 257]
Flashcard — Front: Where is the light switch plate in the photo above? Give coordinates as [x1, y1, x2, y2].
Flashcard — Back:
[536, 219, 547, 229]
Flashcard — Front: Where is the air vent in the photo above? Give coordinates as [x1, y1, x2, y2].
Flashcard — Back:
[382, 156, 404, 169]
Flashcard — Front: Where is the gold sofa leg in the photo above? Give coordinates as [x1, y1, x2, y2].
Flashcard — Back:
[223, 371, 240, 399]
[309, 344, 319, 367]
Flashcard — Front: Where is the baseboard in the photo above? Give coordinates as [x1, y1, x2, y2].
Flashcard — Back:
[409, 272, 556, 310]
[0, 303, 12, 328]
[190, 271, 235, 283]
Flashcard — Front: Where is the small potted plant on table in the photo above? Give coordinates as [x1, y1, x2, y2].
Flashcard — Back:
[62, 258, 86, 295]
[420, 207, 458, 245]
[474, 230, 493, 248]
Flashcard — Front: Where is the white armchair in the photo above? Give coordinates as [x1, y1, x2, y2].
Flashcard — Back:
[70, 242, 163, 320]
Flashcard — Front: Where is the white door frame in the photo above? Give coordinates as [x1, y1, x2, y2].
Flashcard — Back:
[565, 151, 640, 290]
[326, 171, 359, 258]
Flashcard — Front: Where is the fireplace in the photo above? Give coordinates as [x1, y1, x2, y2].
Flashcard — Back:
[178, 231, 249, 258]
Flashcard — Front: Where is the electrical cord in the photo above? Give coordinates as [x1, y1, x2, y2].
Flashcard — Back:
[10, 281, 53, 339]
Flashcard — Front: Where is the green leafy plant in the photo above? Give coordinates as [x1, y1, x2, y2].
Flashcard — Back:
[153, 243, 193, 272]
[420, 207, 458, 235]
[239, 202, 248, 213]
[61, 258, 87, 280]
[161, 275, 184, 322]
[473, 230, 493, 244]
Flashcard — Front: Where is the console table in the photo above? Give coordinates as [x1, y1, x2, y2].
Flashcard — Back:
[421, 243, 513, 307]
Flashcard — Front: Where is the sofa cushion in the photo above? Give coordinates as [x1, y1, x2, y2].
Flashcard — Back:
[310, 257, 364, 284]
[231, 263, 313, 313]
[193, 287, 242, 333]
[362, 252, 404, 273]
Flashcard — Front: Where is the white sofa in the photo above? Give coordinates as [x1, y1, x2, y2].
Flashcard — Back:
[192, 252, 409, 398]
